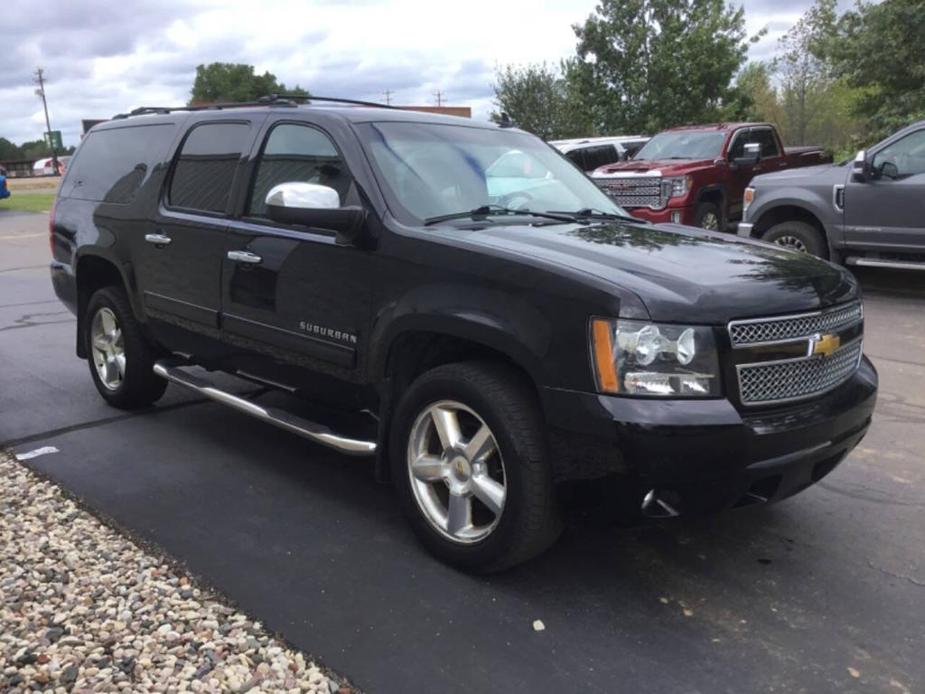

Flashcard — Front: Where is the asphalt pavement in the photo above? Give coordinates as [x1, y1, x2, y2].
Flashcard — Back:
[2, 209, 923, 694]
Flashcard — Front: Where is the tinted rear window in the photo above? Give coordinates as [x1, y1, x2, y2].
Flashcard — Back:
[60, 124, 175, 204]
[581, 144, 619, 170]
[169, 122, 250, 214]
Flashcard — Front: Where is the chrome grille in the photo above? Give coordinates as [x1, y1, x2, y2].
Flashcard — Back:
[729, 302, 863, 346]
[737, 339, 863, 405]
[596, 177, 664, 209]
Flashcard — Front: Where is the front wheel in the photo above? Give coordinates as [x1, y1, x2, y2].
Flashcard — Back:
[390, 362, 561, 572]
[693, 201, 724, 231]
[761, 221, 828, 259]
[85, 286, 167, 409]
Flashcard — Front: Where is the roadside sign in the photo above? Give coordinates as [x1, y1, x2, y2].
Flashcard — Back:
[44, 130, 63, 151]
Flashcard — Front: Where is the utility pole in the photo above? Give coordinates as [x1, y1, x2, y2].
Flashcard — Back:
[434, 90, 444, 107]
[34, 68, 60, 176]
[383, 89, 393, 105]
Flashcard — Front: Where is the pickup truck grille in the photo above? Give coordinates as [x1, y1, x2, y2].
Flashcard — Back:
[595, 177, 664, 209]
[729, 302, 864, 406]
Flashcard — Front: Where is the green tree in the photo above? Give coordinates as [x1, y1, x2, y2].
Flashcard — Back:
[190, 63, 308, 104]
[735, 62, 783, 125]
[0, 138, 20, 161]
[19, 140, 51, 161]
[827, 0, 925, 141]
[774, 0, 838, 145]
[570, 0, 758, 134]
[491, 63, 591, 139]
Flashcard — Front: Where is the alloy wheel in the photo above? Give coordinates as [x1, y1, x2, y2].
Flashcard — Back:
[700, 211, 720, 230]
[90, 307, 126, 390]
[406, 400, 507, 544]
[774, 234, 808, 253]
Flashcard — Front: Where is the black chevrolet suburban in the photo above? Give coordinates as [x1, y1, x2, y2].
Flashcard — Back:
[50, 98, 878, 571]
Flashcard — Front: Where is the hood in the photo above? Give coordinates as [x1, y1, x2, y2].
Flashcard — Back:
[453, 221, 857, 323]
[594, 159, 713, 177]
[752, 162, 847, 185]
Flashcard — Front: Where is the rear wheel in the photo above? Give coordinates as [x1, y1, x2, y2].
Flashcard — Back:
[390, 361, 561, 572]
[761, 221, 828, 259]
[85, 287, 167, 409]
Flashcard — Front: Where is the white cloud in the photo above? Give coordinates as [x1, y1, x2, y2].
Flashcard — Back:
[0, 0, 812, 151]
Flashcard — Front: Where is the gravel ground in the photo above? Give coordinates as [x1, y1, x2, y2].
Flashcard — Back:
[0, 452, 354, 694]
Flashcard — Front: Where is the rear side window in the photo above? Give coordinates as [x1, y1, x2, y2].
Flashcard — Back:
[60, 124, 175, 204]
[565, 149, 587, 170]
[581, 144, 619, 171]
[169, 122, 250, 214]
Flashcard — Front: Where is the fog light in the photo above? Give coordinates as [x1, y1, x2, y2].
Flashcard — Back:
[670, 211, 682, 223]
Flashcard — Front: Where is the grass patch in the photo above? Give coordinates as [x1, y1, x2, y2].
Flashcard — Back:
[0, 192, 56, 214]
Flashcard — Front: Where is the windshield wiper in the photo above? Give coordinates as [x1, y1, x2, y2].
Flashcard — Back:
[548, 208, 646, 224]
[424, 205, 575, 226]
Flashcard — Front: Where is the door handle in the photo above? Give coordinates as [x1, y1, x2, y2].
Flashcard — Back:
[144, 233, 172, 246]
[227, 250, 262, 264]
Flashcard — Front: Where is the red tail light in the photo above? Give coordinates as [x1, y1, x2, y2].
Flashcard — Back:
[48, 199, 58, 257]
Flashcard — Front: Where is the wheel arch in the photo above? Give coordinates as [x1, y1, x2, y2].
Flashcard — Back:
[369, 310, 550, 483]
[74, 251, 138, 358]
[751, 203, 835, 259]
[696, 184, 727, 211]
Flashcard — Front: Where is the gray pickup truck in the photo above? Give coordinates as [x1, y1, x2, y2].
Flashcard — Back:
[738, 120, 925, 270]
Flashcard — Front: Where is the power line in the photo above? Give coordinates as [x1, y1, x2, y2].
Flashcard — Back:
[33, 68, 60, 176]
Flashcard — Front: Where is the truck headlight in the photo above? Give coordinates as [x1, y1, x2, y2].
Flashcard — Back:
[743, 187, 755, 216]
[590, 318, 721, 397]
[663, 175, 692, 199]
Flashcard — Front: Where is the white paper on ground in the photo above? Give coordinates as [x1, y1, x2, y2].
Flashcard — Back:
[15, 446, 60, 461]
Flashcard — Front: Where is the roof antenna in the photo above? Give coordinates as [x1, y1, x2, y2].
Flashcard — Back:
[498, 112, 515, 129]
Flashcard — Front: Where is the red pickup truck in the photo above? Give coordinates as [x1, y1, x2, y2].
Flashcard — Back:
[590, 123, 831, 230]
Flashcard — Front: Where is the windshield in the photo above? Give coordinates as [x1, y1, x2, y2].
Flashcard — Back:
[633, 131, 725, 161]
[358, 122, 628, 225]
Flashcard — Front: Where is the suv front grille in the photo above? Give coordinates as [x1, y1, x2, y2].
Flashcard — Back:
[729, 302, 864, 406]
[729, 302, 863, 346]
[595, 177, 664, 209]
[737, 339, 863, 405]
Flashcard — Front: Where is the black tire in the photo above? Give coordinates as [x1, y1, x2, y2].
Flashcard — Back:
[390, 361, 562, 572]
[693, 201, 724, 231]
[84, 286, 167, 409]
[761, 220, 828, 259]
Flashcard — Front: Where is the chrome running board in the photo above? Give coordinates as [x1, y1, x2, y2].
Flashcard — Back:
[846, 256, 925, 271]
[640, 489, 680, 518]
[153, 360, 376, 456]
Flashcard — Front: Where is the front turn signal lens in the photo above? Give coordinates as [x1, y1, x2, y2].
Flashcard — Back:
[591, 318, 619, 393]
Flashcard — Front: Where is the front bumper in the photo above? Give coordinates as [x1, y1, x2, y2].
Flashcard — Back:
[737, 221, 754, 238]
[542, 356, 878, 514]
[625, 206, 695, 226]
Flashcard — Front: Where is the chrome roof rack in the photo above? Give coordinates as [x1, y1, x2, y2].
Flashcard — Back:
[112, 94, 395, 120]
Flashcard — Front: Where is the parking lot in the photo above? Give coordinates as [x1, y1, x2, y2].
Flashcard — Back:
[1, 209, 923, 693]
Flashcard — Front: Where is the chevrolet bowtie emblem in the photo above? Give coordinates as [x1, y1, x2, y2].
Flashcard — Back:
[811, 333, 841, 357]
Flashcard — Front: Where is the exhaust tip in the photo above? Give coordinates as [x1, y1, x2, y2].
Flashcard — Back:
[641, 489, 680, 518]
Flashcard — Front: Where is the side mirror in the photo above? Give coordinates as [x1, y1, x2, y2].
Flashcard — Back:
[851, 150, 870, 182]
[732, 142, 761, 168]
[265, 182, 367, 245]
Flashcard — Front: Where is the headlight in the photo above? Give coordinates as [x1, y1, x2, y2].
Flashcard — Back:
[590, 318, 721, 397]
[663, 175, 692, 199]
[743, 187, 755, 216]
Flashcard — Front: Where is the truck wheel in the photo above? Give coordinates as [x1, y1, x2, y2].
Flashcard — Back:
[390, 361, 562, 572]
[694, 202, 723, 231]
[85, 286, 167, 409]
[762, 221, 828, 259]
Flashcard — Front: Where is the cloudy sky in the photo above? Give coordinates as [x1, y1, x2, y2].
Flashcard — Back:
[2, 0, 815, 149]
